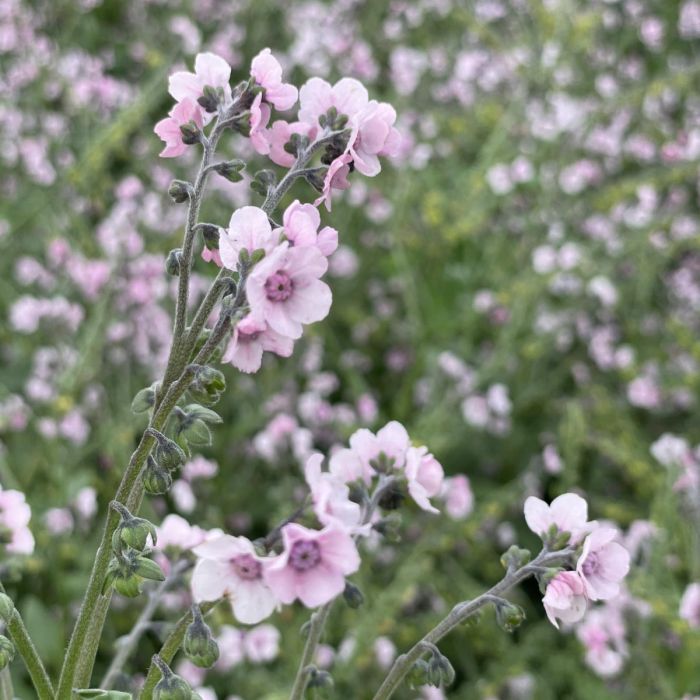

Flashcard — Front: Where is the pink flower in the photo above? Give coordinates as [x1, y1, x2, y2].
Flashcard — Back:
[246, 242, 332, 340]
[315, 152, 352, 211]
[201, 246, 223, 267]
[221, 313, 294, 374]
[523, 493, 593, 544]
[576, 608, 627, 677]
[154, 98, 204, 158]
[349, 421, 411, 476]
[542, 571, 587, 628]
[192, 535, 278, 624]
[265, 120, 315, 167]
[403, 446, 444, 514]
[249, 93, 272, 155]
[215, 626, 245, 671]
[441, 475, 474, 519]
[0, 486, 35, 555]
[250, 48, 298, 111]
[219, 206, 279, 270]
[329, 447, 372, 486]
[298, 77, 369, 128]
[243, 623, 280, 663]
[576, 528, 630, 601]
[169, 52, 232, 111]
[679, 582, 700, 627]
[282, 200, 338, 257]
[304, 454, 364, 532]
[349, 101, 401, 177]
[262, 523, 360, 608]
[157, 514, 210, 552]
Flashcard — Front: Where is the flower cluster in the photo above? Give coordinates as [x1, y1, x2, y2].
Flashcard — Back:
[0, 485, 34, 555]
[524, 494, 631, 628]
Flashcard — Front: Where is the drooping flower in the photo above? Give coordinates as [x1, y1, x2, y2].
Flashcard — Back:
[523, 493, 593, 545]
[282, 200, 338, 257]
[221, 314, 294, 374]
[403, 445, 444, 514]
[576, 527, 630, 601]
[250, 48, 298, 111]
[192, 535, 278, 624]
[219, 206, 279, 270]
[542, 571, 588, 628]
[0, 486, 35, 555]
[169, 52, 232, 111]
[154, 98, 204, 158]
[246, 242, 332, 340]
[262, 523, 360, 608]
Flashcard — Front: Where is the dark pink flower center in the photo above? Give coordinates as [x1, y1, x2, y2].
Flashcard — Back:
[581, 553, 600, 578]
[231, 553, 262, 581]
[265, 271, 294, 302]
[289, 539, 321, 572]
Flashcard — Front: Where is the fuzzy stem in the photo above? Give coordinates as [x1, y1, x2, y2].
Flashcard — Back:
[371, 549, 574, 700]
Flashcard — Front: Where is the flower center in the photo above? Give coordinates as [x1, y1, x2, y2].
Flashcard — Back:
[231, 553, 262, 581]
[582, 553, 600, 578]
[289, 540, 321, 572]
[265, 271, 294, 302]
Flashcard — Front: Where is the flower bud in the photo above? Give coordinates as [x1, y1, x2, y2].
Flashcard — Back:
[428, 653, 455, 688]
[212, 159, 245, 182]
[303, 167, 327, 193]
[131, 385, 156, 414]
[283, 132, 310, 157]
[111, 502, 157, 552]
[342, 582, 364, 609]
[377, 481, 405, 511]
[134, 555, 166, 582]
[197, 85, 220, 113]
[113, 574, 141, 598]
[306, 667, 333, 694]
[495, 600, 526, 632]
[188, 367, 226, 406]
[500, 545, 531, 572]
[0, 593, 15, 623]
[0, 636, 14, 670]
[168, 180, 193, 204]
[183, 606, 219, 668]
[165, 249, 182, 276]
[406, 659, 431, 689]
[198, 224, 220, 250]
[250, 169, 277, 198]
[181, 419, 211, 447]
[179, 121, 201, 145]
[143, 457, 172, 495]
[153, 656, 193, 700]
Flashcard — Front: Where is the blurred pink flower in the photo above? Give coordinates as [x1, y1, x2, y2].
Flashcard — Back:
[0, 487, 34, 554]
[404, 445, 444, 514]
[680, 582, 700, 628]
[442, 474, 473, 519]
[243, 623, 280, 662]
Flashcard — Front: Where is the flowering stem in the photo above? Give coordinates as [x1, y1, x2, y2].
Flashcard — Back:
[371, 549, 574, 700]
[100, 559, 191, 690]
[139, 600, 219, 700]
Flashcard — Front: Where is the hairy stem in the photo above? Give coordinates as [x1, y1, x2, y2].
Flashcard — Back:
[371, 549, 574, 700]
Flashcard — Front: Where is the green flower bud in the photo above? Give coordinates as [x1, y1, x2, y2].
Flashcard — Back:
[168, 180, 192, 204]
[143, 457, 172, 495]
[250, 169, 276, 197]
[179, 121, 201, 145]
[212, 160, 245, 183]
[131, 386, 156, 414]
[197, 85, 220, 113]
[407, 659, 431, 689]
[198, 224, 220, 250]
[134, 556, 165, 582]
[113, 573, 141, 598]
[153, 656, 193, 700]
[183, 606, 219, 668]
[156, 438, 187, 472]
[0, 593, 15, 623]
[0, 636, 14, 670]
[181, 419, 211, 447]
[110, 502, 157, 552]
[428, 653, 455, 688]
[303, 167, 327, 193]
[495, 600, 526, 632]
[165, 249, 182, 277]
[307, 667, 333, 695]
[183, 405, 223, 425]
[188, 367, 226, 406]
[342, 582, 364, 609]
[500, 545, 531, 572]
[377, 481, 405, 511]
[372, 512, 402, 542]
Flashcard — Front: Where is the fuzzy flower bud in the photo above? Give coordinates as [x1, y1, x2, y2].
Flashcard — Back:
[495, 599, 526, 632]
[342, 582, 364, 609]
[0, 593, 15, 624]
[168, 180, 193, 204]
[500, 545, 531, 572]
[0, 636, 14, 671]
[165, 249, 182, 276]
[148, 429, 187, 471]
[212, 160, 245, 182]
[131, 386, 156, 414]
[153, 655, 193, 700]
[183, 606, 219, 668]
[143, 457, 173, 495]
[187, 366, 226, 406]
[407, 659, 431, 689]
[110, 501, 157, 553]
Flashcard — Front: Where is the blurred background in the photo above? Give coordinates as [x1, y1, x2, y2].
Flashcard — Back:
[1, 0, 700, 698]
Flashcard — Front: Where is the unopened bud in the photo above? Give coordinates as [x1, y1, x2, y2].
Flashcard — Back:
[168, 180, 192, 204]
[188, 366, 226, 406]
[147, 429, 187, 471]
[212, 159, 245, 182]
[143, 457, 172, 495]
[250, 169, 277, 198]
[183, 606, 219, 668]
[428, 653, 455, 687]
[304, 167, 327, 193]
[0, 636, 14, 671]
[134, 555, 166, 582]
[500, 545, 531, 572]
[197, 85, 220, 113]
[495, 600, 526, 632]
[377, 481, 404, 511]
[0, 593, 15, 623]
[406, 659, 431, 689]
[153, 655, 193, 700]
[165, 249, 182, 276]
[111, 502, 157, 552]
[131, 386, 156, 414]
[307, 667, 333, 693]
[181, 419, 211, 447]
[342, 582, 364, 609]
[179, 121, 201, 145]
[198, 224, 220, 250]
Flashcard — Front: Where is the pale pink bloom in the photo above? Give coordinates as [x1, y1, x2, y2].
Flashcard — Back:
[182, 456, 219, 482]
[304, 453, 364, 532]
[250, 48, 298, 111]
[243, 623, 280, 662]
[298, 77, 369, 128]
[404, 446, 444, 514]
[373, 636, 397, 670]
[680, 583, 700, 628]
[282, 200, 338, 257]
[576, 528, 630, 601]
[349, 101, 401, 177]
[262, 523, 360, 608]
[171, 480, 196, 514]
[576, 608, 627, 677]
[44, 508, 74, 535]
[157, 514, 209, 552]
[222, 314, 294, 374]
[523, 493, 592, 544]
[219, 206, 279, 270]
[542, 571, 587, 628]
[441, 474, 474, 519]
[59, 410, 90, 445]
[72, 486, 97, 520]
[314, 644, 336, 669]
[349, 421, 411, 478]
[154, 98, 204, 158]
[175, 659, 206, 687]
[249, 93, 272, 155]
[679, 1, 700, 38]
[215, 625, 245, 671]
[265, 120, 315, 167]
[192, 535, 278, 624]
[315, 152, 352, 211]
[246, 242, 332, 340]
[201, 246, 223, 267]
[542, 444, 563, 474]
[0, 487, 34, 555]
[169, 52, 232, 109]
[329, 447, 372, 486]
